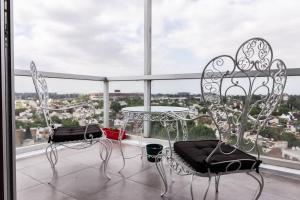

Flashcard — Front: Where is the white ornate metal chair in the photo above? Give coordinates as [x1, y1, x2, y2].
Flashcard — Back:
[30, 61, 112, 179]
[156, 38, 287, 199]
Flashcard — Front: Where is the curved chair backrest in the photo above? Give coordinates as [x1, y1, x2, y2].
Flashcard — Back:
[30, 61, 52, 128]
[200, 38, 287, 156]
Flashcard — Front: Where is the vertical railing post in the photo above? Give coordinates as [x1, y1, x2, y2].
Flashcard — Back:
[103, 79, 109, 128]
[144, 0, 151, 137]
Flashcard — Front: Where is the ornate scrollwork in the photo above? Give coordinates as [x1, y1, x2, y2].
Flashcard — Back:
[236, 38, 273, 71]
[30, 61, 52, 127]
[201, 37, 287, 157]
[30, 62, 112, 180]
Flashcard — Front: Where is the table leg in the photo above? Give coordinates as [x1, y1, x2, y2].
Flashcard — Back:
[180, 120, 188, 141]
[176, 120, 179, 142]
[137, 120, 144, 159]
[118, 118, 128, 172]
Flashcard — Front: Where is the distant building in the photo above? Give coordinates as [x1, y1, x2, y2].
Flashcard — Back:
[268, 117, 279, 126]
[272, 141, 288, 149]
[279, 114, 291, 122]
[119, 101, 127, 106]
[282, 148, 300, 161]
[114, 119, 123, 127]
[89, 93, 101, 101]
[282, 93, 289, 102]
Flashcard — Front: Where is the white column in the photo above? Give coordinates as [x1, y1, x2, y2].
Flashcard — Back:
[144, 0, 152, 137]
[103, 80, 109, 128]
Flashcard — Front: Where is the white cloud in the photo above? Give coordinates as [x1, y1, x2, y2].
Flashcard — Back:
[14, 0, 300, 94]
[14, 0, 144, 76]
[152, 0, 300, 75]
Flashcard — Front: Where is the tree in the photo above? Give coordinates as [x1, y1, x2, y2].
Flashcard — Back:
[250, 106, 262, 116]
[51, 116, 62, 124]
[110, 101, 122, 113]
[96, 100, 103, 109]
[199, 107, 208, 114]
[15, 120, 27, 129]
[280, 132, 300, 148]
[62, 119, 79, 127]
[24, 127, 32, 139]
[278, 118, 288, 125]
[15, 107, 27, 116]
[188, 124, 216, 140]
[287, 96, 300, 110]
[126, 98, 143, 107]
[278, 105, 290, 115]
[260, 127, 282, 141]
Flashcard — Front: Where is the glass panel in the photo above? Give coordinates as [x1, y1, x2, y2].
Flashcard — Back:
[108, 81, 144, 136]
[152, 0, 300, 74]
[151, 80, 208, 140]
[152, 79, 300, 164]
[14, 0, 144, 76]
[15, 76, 103, 148]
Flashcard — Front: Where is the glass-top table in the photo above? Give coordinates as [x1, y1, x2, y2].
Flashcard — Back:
[118, 106, 190, 172]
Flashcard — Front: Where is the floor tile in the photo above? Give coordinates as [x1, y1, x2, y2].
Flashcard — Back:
[19, 158, 89, 181]
[129, 165, 190, 194]
[16, 171, 41, 191]
[17, 184, 73, 200]
[101, 155, 153, 178]
[86, 180, 162, 200]
[50, 167, 122, 199]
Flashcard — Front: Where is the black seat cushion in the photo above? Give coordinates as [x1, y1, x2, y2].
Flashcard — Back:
[51, 124, 102, 143]
[174, 140, 260, 174]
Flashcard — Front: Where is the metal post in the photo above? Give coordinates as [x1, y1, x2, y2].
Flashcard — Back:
[103, 80, 109, 128]
[0, 0, 16, 199]
[144, 0, 152, 137]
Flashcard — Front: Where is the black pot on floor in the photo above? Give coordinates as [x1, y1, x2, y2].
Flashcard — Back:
[146, 143, 163, 162]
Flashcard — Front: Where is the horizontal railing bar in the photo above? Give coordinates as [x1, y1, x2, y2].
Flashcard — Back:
[107, 73, 202, 81]
[107, 68, 300, 81]
[15, 68, 300, 82]
[15, 69, 107, 81]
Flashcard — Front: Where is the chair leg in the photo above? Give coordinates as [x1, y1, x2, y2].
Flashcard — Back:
[138, 126, 144, 160]
[99, 139, 112, 179]
[215, 175, 220, 193]
[99, 141, 105, 161]
[155, 153, 168, 197]
[118, 139, 126, 172]
[246, 171, 264, 200]
[190, 174, 194, 200]
[203, 176, 212, 200]
[45, 143, 58, 169]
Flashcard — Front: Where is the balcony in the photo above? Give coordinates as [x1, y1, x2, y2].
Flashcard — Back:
[0, 0, 299, 199]
[13, 67, 300, 200]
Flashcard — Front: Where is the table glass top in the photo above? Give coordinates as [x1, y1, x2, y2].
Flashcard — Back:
[122, 106, 189, 113]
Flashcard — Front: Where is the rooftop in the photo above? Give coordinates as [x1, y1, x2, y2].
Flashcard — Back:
[17, 142, 300, 200]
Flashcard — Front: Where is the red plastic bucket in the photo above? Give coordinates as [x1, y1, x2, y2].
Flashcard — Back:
[102, 128, 126, 140]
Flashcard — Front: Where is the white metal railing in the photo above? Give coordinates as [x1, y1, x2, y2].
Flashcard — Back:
[15, 67, 300, 128]
[16, 67, 300, 81]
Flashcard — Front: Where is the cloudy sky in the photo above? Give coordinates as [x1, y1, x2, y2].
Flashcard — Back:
[14, 0, 300, 94]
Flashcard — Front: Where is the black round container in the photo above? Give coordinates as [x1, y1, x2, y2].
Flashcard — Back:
[146, 144, 163, 162]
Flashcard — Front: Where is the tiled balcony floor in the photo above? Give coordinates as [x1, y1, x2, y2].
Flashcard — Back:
[17, 142, 300, 200]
